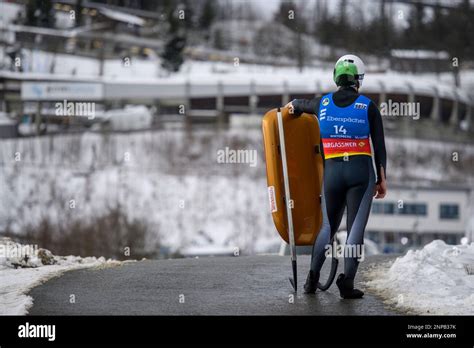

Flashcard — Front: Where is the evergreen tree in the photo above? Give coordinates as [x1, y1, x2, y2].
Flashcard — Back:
[177, 0, 195, 30]
[75, 0, 83, 27]
[161, 35, 186, 72]
[213, 28, 225, 50]
[160, 0, 187, 72]
[274, 1, 298, 31]
[428, 1, 448, 52]
[199, 0, 216, 30]
[404, 2, 425, 48]
[25, 0, 55, 27]
[25, 0, 37, 26]
[38, 0, 54, 27]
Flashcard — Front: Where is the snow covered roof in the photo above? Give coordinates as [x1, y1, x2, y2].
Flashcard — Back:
[0, 112, 16, 125]
[99, 8, 145, 27]
[0, 2, 23, 25]
[390, 49, 450, 60]
[8, 24, 77, 38]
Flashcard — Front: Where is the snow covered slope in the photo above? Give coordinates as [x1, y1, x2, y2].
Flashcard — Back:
[0, 129, 472, 254]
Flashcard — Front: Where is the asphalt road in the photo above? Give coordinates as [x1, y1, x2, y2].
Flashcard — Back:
[28, 255, 396, 315]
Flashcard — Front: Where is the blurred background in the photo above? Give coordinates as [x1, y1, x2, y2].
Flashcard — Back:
[0, 0, 473, 259]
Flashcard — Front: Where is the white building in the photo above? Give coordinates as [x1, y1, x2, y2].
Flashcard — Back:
[363, 184, 471, 253]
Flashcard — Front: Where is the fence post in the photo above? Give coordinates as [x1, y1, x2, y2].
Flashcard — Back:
[430, 86, 441, 122]
[282, 80, 290, 106]
[217, 80, 225, 127]
[449, 91, 459, 128]
[184, 79, 191, 128]
[249, 80, 257, 116]
[36, 101, 42, 135]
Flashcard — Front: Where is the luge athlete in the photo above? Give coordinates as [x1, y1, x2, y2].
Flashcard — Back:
[286, 54, 387, 299]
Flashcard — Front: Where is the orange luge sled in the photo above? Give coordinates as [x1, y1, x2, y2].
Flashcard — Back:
[262, 107, 324, 246]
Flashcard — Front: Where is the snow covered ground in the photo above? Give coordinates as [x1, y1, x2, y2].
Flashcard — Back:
[0, 237, 120, 315]
[0, 129, 472, 255]
[0, 128, 276, 254]
[365, 240, 474, 315]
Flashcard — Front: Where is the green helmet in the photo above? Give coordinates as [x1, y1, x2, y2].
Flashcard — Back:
[333, 54, 365, 87]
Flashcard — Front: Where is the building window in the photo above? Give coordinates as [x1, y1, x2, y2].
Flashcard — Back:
[384, 232, 395, 244]
[367, 231, 381, 243]
[372, 202, 383, 214]
[373, 202, 427, 216]
[439, 204, 459, 220]
[372, 202, 395, 215]
[398, 203, 427, 216]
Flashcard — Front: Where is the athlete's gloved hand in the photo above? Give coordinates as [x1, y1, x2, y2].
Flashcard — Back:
[285, 101, 295, 114]
[284, 101, 302, 116]
[374, 168, 387, 199]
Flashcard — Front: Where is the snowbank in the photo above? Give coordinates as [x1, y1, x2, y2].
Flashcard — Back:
[365, 240, 474, 315]
[0, 237, 120, 315]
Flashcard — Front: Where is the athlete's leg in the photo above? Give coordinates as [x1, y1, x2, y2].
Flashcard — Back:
[310, 161, 346, 273]
[343, 157, 375, 281]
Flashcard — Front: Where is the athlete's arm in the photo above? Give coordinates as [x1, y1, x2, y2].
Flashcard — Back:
[285, 98, 321, 116]
[368, 101, 387, 197]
